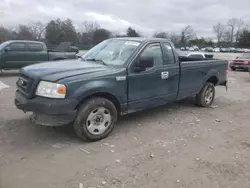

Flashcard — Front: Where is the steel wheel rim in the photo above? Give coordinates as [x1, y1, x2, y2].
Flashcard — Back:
[205, 87, 214, 104]
[86, 107, 112, 135]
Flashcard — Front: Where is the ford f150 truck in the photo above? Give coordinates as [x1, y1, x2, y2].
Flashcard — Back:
[0, 40, 78, 71]
[14, 38, 228, 141]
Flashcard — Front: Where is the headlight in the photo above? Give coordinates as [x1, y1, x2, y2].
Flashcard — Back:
[35, 81, 66, 98]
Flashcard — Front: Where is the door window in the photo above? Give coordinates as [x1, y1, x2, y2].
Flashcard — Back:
[163, 43, 175, 64]
[9, 43, 26, 51]
[27, 43, 44, 52]
[140, 45, 164, 67]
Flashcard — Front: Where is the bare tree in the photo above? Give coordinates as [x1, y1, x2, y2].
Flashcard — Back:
[153, 31, 169, 38]
[213, 22, 225, 43]
[180, 25, 195, 43]
[29, 21, 46, 41]
[169, 32, 180, 43]
[227, 18, 239, 43]
[235, 19, 245, 43]
[80, 21, 100, 44]
[81, 21, 100, 34]
[222, 30, 231, 43]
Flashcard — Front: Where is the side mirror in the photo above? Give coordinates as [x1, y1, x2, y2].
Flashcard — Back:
[236, 56, 239, 59]
[135, 56, 154, 72]
[4, 47, 10, 52]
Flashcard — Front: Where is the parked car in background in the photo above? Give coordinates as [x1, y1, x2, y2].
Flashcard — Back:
[213, 48, 220, 52]
[189, 47, 195, 51]
[180, 47, 185, 51]
[235, 48, 244, 53]
[205, 47, 214, 52]
[228, 47, 236, 53]
[230, 53, 250, 71]
[243, 48, 250, 53]
[0, 40, 78, 71]
[201, 48, 206, 51]
[192, 45, 199, 51]
[185, 52, 214, 59]
[220, 48, 228, 53]
[15, 37, 228, 141]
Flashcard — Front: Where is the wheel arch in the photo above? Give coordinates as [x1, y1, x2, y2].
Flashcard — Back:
[75, 92, 121, 114]
[206, 76, 218, 85]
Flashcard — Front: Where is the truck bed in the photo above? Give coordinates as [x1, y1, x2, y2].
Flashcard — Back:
[177, 59, 228, 100]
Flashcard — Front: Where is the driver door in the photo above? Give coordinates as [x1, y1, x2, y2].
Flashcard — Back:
[127, 43, 171, 112]
[2, 42, 28, 69]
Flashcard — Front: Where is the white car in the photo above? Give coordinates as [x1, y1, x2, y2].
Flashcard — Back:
[186, 52, 214, 59]
[213, 48, 220, 52]
[189, 47, 195, 51]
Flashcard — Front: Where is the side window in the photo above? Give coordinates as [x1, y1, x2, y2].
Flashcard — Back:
[163, 43, 175, 64]
[9, 43, 26, 51]
[27, 43, 44, 52]
[140, 45, 163, 66]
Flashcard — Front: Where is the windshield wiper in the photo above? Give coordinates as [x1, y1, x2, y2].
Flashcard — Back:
[84, 58, 107, 66]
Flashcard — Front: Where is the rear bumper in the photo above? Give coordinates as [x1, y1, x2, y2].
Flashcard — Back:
[15, 91, 78, 126]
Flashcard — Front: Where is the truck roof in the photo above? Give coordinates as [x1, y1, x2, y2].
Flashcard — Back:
[6, 40, 44, 44]
[114, 37, 171, 43]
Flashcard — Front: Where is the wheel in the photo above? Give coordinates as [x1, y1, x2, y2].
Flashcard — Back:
[196, 82, 215, 107]
[74, 97, 118, 141]
[231, 67, 236, 71]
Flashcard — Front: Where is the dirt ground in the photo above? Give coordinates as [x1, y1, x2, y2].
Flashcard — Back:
[1, 67, 250, 187]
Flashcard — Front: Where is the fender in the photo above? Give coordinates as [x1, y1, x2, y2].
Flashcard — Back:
[199, 67, 219, 90]
[72, 78, 127, 106]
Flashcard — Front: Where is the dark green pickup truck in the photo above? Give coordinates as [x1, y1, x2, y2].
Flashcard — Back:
[15, 38, 228, 141]
[0, 40, 78, 71]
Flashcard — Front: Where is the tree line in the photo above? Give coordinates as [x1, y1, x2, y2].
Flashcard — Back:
[213, 17, 250, 47]
[0, 17, 249, 47]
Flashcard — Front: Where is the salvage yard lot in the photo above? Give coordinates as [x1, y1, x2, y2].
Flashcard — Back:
[1, 53, 250, 188]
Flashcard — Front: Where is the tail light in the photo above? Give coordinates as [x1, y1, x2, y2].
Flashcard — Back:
[248, 61, 250, 65]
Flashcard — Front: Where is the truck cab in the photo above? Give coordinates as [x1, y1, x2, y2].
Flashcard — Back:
[0, 40, 48, 69]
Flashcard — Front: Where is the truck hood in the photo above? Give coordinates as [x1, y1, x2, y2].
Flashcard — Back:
[233, 58, 250, 62]
[21, 59, 114, 81]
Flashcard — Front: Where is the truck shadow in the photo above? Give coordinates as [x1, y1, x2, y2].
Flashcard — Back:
[0, 71, 20, 77]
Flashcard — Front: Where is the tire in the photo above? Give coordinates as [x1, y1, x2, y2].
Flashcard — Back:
[196, 82, 215, 107]
[231, 67, 236, 71]
[74, 97, 118, 142]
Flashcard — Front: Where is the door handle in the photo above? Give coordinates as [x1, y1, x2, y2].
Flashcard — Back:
[161, 71, 169, 79]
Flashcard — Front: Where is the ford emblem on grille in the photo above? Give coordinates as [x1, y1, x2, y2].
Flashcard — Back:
[18, 79, 24, 86]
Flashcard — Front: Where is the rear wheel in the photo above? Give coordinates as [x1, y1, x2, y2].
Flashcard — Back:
[196, 82, 215, 107]
[231, 67, 236, 71]
[74, 97, 118, 141]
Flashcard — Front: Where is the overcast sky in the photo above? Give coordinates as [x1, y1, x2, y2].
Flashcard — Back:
[1, 0, 250, 38]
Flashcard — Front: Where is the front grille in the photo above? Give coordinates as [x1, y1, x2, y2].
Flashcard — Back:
[17, 74, 35, 97]
[235, 63, 244, 65]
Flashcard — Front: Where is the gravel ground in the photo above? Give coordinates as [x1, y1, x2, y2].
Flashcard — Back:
[1, 60, 250, 188]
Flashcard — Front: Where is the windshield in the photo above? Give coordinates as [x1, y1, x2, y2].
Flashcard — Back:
[82, 39, 141, 65]
[0, 41, 10, 49]
[239, 54, 250, 59]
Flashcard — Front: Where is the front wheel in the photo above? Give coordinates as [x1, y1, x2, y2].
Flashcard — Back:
[196, 82, 215, 107]
[74, 97, 118, 142]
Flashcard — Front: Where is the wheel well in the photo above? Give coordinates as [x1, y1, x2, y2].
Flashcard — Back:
[76, 92, 121, 113]
[207, 76, 218, 85]
[53, 58, 65, 61]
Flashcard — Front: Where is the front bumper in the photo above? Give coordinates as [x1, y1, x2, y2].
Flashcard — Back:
[230, 63, 250, 69]
[15, 91, 78, 126]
